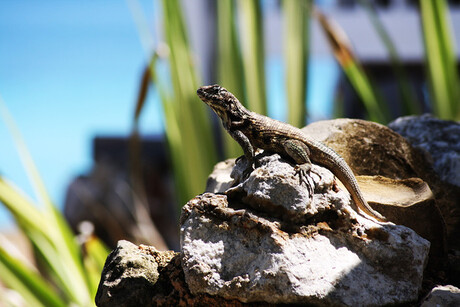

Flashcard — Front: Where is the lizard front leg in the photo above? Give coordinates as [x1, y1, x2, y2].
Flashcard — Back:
[229, 129, 256, 178]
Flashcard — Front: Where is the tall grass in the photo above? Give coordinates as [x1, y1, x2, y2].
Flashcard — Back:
[217, 0, 245, 158]
[0, 98, 108, 306]
[357, 0, 420, 116]
[317, 0, 459, 121]
[420, 0, 460, 119]
[283, 0, 311, 128]
[315, 8, 389, 123]
[237, 0, 267, 116]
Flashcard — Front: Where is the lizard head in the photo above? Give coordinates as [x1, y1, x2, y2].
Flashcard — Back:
[197, 85, 245, 120]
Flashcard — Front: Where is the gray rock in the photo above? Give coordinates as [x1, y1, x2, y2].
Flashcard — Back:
[421, 285, 460, 307]
[181, 156, 431, 305]
[222, 153, 349, 223]
[206, 159, 236, 193]
[95, 240, 160, 306]
[389, 114, 460, 187]
[96, 240, 255, 306]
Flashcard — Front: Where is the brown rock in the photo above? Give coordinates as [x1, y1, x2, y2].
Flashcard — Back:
[356, 176, 445, 259]
[303, 119, 426, 179]
[303, 119, 448, 270]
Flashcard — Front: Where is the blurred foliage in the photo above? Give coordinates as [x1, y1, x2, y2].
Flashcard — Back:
[420, 0, 460, 119]
[0, 99, 109, 306]
[283, 0, 311, 128]
[315, 7, 389, 123]
[357, 0, 420, 116]
[133, 0, 313, 210]
[132, 0, 460, 213]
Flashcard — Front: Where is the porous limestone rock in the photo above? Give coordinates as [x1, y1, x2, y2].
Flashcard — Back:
[95, 240, 263, 306]
[181, 194, 430, 305]
[207, 153, 441, 259]
[182, 154, 431, 305]
[95, 240, 161, 306]
[224, 153, 349, 223]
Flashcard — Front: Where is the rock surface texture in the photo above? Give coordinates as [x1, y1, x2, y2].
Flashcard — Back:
[181, 153, 430, 305]
[95, 240, 162, 306]
[95, 240, 266, 306]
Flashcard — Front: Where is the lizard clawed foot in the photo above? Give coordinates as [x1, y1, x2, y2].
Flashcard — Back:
[294, 163, 315, 196]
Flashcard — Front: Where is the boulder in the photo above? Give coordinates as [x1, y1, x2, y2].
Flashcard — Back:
[95, 240, 162, 306]
[182, 153, 430, 305]
[303, 119, 447, 260]
[389, 114, 460, 187]
[181, 192, 430, 305]
[389, 115, 460, 252]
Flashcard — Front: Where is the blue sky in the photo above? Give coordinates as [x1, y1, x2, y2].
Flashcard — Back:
[0, 1, 163, 227]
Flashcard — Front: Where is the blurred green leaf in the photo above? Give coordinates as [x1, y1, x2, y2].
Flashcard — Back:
[282, 0, 311, 127]
[0, 245, 66, 307]
[161, 0, 218, 206]
[315, 8, 388, 123]
[217, 0, 244, 158]
[420, 0, 460, 119]
[237, 0, 267, 115]
[0, 98, 94, 306]
[358, 0, 419, 116]
[83, 236, 110, 297]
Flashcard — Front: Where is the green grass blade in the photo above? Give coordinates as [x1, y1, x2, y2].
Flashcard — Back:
[0, 98, 92, 305]
[146, 54, 190, 206]
[0, 177, 95, 305]
[282, 0, 311, 127]
[160, 0, 218, 205]
[0, 178, 47, 233]
[420, 0, 460, 119]
[217, 0, 244, 158]
[83, 237, 110, 297]
[0, 245, 67, 307]
[358, 0, 419, 115]
[315, 9, 388, 123]
[126, 0, 194, 205]
[237, 0, 267, 115]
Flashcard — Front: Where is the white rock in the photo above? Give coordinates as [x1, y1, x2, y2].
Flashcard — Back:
[181, 193, 430, 305]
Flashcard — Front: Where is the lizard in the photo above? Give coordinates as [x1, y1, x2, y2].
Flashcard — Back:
[197, 84, 387, 222]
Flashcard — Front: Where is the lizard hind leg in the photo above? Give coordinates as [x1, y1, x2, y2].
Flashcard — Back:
[283, 139, 315, 195]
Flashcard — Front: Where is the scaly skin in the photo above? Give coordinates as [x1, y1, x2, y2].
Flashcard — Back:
[197, 84, 386, 222]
